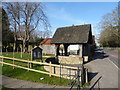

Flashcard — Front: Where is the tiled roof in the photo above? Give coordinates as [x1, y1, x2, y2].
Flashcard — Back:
[40, 38, 52, 45]
[51, 24, 92, 44]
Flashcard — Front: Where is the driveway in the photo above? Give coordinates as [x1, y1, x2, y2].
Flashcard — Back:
[84, 49, 119, 88]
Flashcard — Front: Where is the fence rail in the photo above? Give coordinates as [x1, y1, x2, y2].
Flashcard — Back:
[0, 56, 80, 80]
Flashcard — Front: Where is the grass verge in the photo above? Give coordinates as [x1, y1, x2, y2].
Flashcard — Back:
[1, 52, 71, 86]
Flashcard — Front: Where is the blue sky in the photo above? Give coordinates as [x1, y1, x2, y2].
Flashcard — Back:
[42, 2, 118, 44]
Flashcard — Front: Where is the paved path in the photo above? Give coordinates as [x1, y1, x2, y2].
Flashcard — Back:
[84, 50, 119, 88]
[0, 75, 69, 89]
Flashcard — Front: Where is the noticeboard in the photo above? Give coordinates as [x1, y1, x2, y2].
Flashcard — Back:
[32, 46, 42, 60]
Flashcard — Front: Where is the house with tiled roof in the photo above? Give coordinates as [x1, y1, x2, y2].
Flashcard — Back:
[40, 38, 55, 46]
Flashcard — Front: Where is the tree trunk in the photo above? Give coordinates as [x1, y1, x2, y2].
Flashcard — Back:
[26, 41, 29, 53]
[23, 39, 26, 53]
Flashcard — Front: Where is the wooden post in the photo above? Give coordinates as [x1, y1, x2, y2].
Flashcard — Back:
[21, 47, 22, 58]
[28, 59, 29, 71]
[30, 49, 32, 68]
[13, 58, 14, 69]
[13, 52, 14, 69]
[86, 68, 88, 83]
[69, 68, 71, 80]
[77, 67, 80, 89]
[81, 65, 84, 86]
[55, 44, 60, 57]
[2, 57, 3, 66]
[53, 66, 56, 74]
[64, 44, 68, 56]
[79, 44, 83, 57]
[49, 62, 52, 77]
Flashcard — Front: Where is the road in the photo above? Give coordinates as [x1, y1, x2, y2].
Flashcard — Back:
[85, 49, 118, 88]
[103, 49, 120, 69]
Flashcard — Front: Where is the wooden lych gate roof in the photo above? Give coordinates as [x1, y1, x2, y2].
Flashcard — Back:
[51, 24, 92, 44]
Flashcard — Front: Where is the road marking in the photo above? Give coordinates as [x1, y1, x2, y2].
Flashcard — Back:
[107, 58, 120, 70]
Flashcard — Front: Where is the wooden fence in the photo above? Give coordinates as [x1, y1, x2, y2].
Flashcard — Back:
[0, 56, 83, 80]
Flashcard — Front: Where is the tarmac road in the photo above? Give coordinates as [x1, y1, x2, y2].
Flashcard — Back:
[103, 49, 119, 69]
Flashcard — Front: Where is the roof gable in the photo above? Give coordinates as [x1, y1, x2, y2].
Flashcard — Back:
[51, 24, 92, 44]
[32, 46, 42, 51]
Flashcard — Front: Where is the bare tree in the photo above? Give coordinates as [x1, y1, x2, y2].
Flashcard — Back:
[3, 2, 22, 52]
[39, 30, 52, 38]
[3, 2, 50, 52]
[98, 7, 119, 47]
[98, 7, 118, 30]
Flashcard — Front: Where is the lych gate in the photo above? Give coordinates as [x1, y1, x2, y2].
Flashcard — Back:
[51, 24, 95, 64]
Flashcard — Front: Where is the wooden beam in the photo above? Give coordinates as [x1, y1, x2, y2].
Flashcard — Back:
[55, 44, 60, 57]
[63, 44, 69, 56]
[79, 44, 83, 57]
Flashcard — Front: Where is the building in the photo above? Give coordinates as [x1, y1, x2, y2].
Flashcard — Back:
[51, 24, 95, 64]
[40, 38, 56, 55]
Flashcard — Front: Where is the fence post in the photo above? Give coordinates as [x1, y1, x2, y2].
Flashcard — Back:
[81, 65, 85, 87]
[13, 58, 14, 69]
[21, 47, 22, 58]
[77, 67, 80, 90]
[53, 66, 56, 74]
[69, 68, 71, 80]
[28, 59, 29, 71]
[30, 50, 33, 68]
[2, 57, 3, 67]
[49, 62, 52, 77]
[13, 51, 14, 69]
[86, 68, 88, 83]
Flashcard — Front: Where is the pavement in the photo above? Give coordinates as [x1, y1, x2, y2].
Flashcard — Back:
[84, 49, 119, 88]
[0, 75, 69, 89]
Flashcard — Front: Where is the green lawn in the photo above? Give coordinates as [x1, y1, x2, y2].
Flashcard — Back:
[1, 52, 71, 86]
[2, 52, 55, 61]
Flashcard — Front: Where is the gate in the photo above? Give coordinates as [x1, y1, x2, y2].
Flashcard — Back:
[58, 64, 87, 90]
